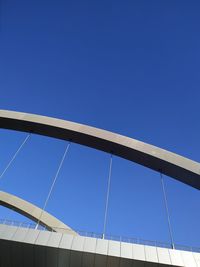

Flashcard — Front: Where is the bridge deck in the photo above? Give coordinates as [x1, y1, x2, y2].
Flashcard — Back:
[0, 224, 199, 266]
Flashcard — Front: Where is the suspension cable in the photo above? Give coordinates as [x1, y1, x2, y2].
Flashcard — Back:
[160, 172, 175, 249]
[103, 154, 113, 239]
[36, 142, 71, 229]
[0, 133, 31, 181]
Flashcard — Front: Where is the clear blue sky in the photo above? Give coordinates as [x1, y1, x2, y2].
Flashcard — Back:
[0, 0, 200, 248]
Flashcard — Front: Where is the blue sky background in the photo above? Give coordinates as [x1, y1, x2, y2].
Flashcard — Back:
[0, 0, 200, 248]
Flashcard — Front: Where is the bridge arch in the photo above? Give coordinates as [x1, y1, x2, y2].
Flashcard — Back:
[0, 109, 200, 189]
[0, 190, 76, 234]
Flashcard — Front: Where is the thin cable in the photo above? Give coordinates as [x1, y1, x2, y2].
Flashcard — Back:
[103, 154, 113, 239]
[0, 133, 31, 181]
[36, 142, 71, 229]
[160, 172, 175, 249]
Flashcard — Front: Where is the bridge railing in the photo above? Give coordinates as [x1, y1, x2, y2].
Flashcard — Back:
[0, 218, 199, 253]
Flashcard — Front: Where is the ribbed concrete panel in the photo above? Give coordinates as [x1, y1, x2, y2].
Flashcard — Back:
[193, 252, 200, 267]
[180, 250, 196, 267]
[169, 249, 184, 266]
[133, 244, 146, 261]
[121, 242, 133, 259]
[108, 240, 120, 257]
[0, 224, 10, 235]
[157, 247, 171, 265]
[12, 227, 29, 242]
[0, 225, 200, 266]
[0, 225, 17, 240]
[145, 245, 158, 263]
[59, 233, 74, 249]
[82, 237, 96, 267]
[83, 236, 96, 253]
[107, 240, 121, 267]
[47, 232, 62, 247]
[71, 235, 85, 251]
[95, 238, 108, 255]
[35, 230, 51, 246]
[23, 228, 40, 243]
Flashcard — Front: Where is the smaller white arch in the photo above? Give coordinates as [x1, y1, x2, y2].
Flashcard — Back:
[0, 191, 77, 235]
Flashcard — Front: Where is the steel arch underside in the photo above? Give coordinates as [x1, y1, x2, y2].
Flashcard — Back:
[0, 110, 200, 189]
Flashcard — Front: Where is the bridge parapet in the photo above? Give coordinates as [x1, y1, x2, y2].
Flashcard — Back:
[0, 221, 199, 266]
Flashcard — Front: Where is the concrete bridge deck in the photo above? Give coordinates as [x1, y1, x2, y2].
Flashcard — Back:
[0, 223, 199, 267]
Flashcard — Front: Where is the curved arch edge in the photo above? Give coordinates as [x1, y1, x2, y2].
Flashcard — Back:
[0, 190, 77, 235]
[0, 109, 200, 189]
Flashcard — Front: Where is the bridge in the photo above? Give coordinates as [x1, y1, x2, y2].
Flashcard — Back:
[0, 109, 200, 266]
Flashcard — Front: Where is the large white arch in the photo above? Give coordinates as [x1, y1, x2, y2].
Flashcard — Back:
[0, 191, 77, 235]
[0, 109, 200, 189]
